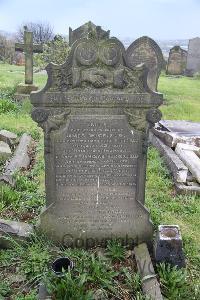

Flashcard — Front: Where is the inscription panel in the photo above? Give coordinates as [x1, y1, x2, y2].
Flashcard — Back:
[32, 92, 162, 107]
[53, 116, 141, 187]
[42, 115, 149, 239]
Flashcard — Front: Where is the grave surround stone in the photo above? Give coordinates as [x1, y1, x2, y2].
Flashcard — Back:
[167, 46, 187, 75]
[126, 36, 163, 91]
[0, 218, 33, 249]
[31, 24, 163, 246]
[0, 129, 18, 146]
[0, 141, 11, 161]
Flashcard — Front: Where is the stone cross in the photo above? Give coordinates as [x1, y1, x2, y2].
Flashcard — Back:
[15, 27, 43, 85]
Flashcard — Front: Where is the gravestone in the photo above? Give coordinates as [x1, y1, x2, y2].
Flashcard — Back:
[31, 28, 163, 246]
[167, 46, 187, 75]
[69, 21, 110, 46]
[186, 37, 200, 75]
[15, 26, 43, 95]
[126, 36, 163, 91]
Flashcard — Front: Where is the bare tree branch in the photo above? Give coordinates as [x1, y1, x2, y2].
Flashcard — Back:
[17, 22, 54, 43]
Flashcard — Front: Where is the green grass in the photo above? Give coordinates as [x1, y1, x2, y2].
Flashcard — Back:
[0, 63, 200, 299]
[0, 62, 47, 89]
[158, 73, 200, 121]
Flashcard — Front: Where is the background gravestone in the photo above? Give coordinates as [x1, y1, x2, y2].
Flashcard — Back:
[167, 46, 187, 75]
[186, 37, 200, 75]
[69, 21, 110, 46]
[15, 26, 43, 95]
[31, 26, 163, 246]
[126, 36, 163, 91]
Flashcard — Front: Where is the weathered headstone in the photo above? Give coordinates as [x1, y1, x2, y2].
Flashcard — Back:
[69, 21, 110, 46]
[15, 26, 43, 95]
[126, 36, 163, 91]
[167, 46, 187, 75]
[31, 28, 163, 246]
[186, 37, 200, 75]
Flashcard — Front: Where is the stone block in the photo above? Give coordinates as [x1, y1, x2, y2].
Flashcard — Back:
[0, 218, 34, 249]
[0, 129, 18, 146]
[175, 143, 200, 183]
[0, 133, 32, 186]
[0, 141, 12, 161]
[15, 83, 38, 95]
[134, 243, 163, 300]
[154, 225, 186, 268]
[149, 131, 188, 183]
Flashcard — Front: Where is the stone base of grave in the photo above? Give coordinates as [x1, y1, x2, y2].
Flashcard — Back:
[0, 218, 34, 249]
[38, 186, 154, 247]
[134, 243, 163, 300]
[14, 83, 39, 101]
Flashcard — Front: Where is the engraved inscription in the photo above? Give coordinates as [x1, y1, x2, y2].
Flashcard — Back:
[53, 116, 141, 187]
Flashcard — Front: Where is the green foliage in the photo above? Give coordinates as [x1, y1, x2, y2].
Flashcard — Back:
[86, 254, 118, 289]
[46, 271, 94, 300]
[14, 291, 37, 300]
[0, 141, 45, 217]
[0, 98, 19, 113]
[21, 243, 51, 279]
[157, 263, 188, 300]
[34, 35, 70, 68]
[0, 281, 11, 298]
[0, 172, 44, 215]
[0, 85, 16, 99]
[44, 250, 124, 299]
[106, 239, 126, 262]
[122, 267, 141, 293]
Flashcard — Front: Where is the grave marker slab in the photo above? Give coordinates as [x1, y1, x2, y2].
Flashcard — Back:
[186, 37, 200, 75]
[167, 46, 187, 75]
[126, 36, 163, 91]
[31, 27, 163, 246]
